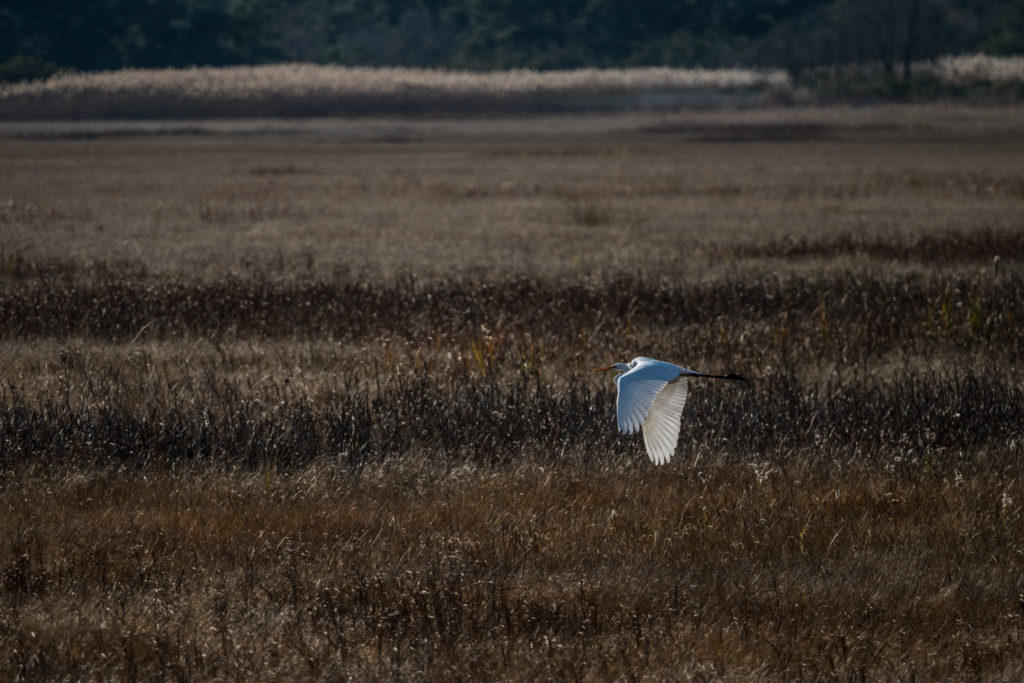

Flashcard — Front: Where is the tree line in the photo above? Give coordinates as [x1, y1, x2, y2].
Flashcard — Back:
[2, 0, 1022, 81]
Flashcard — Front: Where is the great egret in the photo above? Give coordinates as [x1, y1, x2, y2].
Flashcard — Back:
[594, 357, 746, 465]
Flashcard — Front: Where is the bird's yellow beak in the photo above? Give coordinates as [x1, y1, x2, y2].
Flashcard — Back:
[593, 364, 615, 372]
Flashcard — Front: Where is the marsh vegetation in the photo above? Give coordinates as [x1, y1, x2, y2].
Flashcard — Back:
[2, 106, 1023, 679]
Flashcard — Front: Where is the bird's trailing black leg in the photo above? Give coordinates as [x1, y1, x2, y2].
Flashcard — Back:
[686, 371, 748, 382]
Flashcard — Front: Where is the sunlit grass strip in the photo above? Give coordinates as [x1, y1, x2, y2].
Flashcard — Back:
[2, 64, 791, 95]
[2, 56, 1022, 119]
[0, 64, 789, 119]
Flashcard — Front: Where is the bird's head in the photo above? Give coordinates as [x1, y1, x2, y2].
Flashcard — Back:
[593, 362, 632, 375]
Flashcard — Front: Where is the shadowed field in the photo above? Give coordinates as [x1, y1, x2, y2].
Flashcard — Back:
[2, 106, 1024, 679]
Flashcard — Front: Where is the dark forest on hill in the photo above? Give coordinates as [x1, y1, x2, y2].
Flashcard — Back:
[2, 0, 1022, 82]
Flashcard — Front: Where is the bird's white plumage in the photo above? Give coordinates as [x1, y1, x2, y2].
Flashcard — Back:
[641, 377, 688, 464]
[614, 359, 674, 431]
[611, 358, 690, 463]
[598, 356, 744, 464]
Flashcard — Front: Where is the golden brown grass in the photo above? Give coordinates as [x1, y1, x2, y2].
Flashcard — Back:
[5, 461, 1024, 679]
[2, 106, 1024, 679]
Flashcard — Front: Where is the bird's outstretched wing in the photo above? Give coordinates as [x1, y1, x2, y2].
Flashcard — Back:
[614, 359, 682, 435]
[641, 377, 688, 464]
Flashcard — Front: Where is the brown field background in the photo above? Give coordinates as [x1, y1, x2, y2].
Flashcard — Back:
[2, 105, 1024, 679]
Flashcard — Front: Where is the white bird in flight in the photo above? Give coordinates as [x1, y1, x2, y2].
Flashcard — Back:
[594, 357, 747, 465]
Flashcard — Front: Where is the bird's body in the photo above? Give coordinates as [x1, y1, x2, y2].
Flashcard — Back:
[594, 357, 746, 465]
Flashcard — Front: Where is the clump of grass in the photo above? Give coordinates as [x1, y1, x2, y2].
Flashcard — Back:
[568, 202, 613, 227]
[802, 53, 1024, 103]
[926, 54, 1024, 87]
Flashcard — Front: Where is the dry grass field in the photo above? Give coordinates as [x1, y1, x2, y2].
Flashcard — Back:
[2, 105, 1024, 680]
